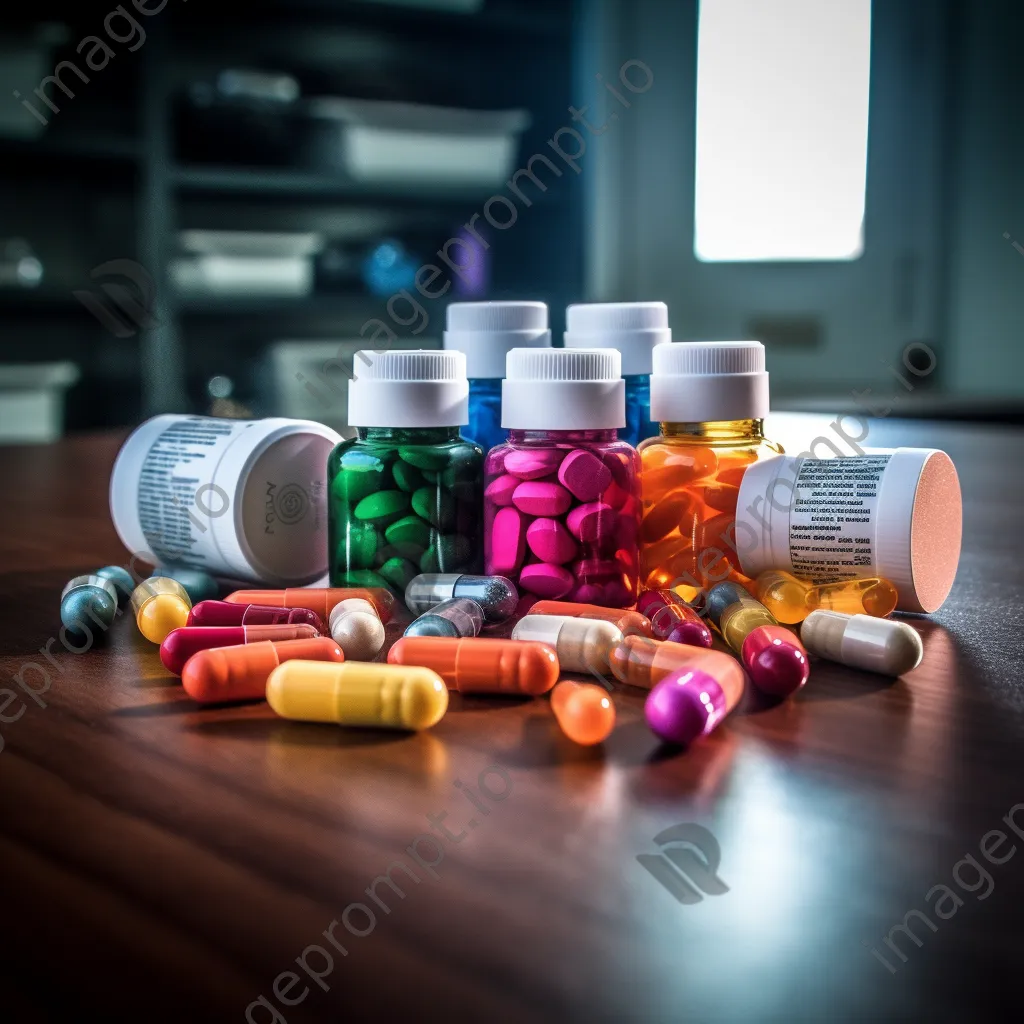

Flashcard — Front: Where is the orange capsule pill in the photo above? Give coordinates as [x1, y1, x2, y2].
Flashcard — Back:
[550, 680, 616, 745]
[181, 636, 344, 704]
[529, 600, 653, 638]
[641, 489, 700, 543]
[223, 587, 395, 624]
[388, 636, 559, 695]
[609, 635, 746, 703]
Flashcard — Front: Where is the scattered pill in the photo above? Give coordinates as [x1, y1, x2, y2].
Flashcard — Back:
[753, 570, 811, 624]
[223, 587, 395, 624]
[329, 598, 386, 661]
[511, 614, 623, 675]
[405, 573, 518, 623]
[636, 590, 713, 647]
[266, 660, 448, 730]
[61, 575, 118, 642]
[550, 680, 616, 745]
[182, 636, 344, 704]
[152, 565, 219, 604]
[609, 635, 746, 698]
[801, 610, 924, 676]
[645, 667, 738, 745]
[740, 625, 810, 697]
[95, 565, 135, 606]
[160, 623, 319, 675]
[528, 600, 653, 638]
[404, 597, 485, 638]
[188, 600, 325, 631]
[388, 636, 559, 695]
[809, 577, 899, 618]
[718, 595, 777, 652]
[131, 577, 192, 644]
[703, 581, 750, 627]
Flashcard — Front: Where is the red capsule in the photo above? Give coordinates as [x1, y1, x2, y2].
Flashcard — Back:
[160, 624, 320, 675]
[187, 600, 325, 632]
[741, 624, 810, 697]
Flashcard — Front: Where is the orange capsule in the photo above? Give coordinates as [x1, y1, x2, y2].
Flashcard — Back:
[641, 489, 700, 543]
[529, 600, 653, 638]
[550, 680, 616, 745]
[388, 636, 558, 695]
[181, 636, 345, 704]
[608, 635, 746, 704]
[223, 587, 395, 624]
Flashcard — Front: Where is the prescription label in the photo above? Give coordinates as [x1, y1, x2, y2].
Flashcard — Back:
[136, 417, 239, 566]
[787, 455, 891, 582]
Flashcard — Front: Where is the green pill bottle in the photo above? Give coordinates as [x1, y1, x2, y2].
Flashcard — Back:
[328, 349, 483, 594]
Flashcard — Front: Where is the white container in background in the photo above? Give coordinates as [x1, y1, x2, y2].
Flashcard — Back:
[110, 415, 341, 585]
[734, 448, 962, 613]
[0, 362, 79, 443]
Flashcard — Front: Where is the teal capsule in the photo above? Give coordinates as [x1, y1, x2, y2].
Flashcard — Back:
[411, 487, 455, 531]
[60, 575, 118, 643]
[354, 490, 410, 525]
[95, 565, 135, 606]
[398, 447, 449, 471]
[153, 565, 219, 604]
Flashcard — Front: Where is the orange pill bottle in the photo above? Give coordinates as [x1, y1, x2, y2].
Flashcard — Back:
[639, 342, 782, 601]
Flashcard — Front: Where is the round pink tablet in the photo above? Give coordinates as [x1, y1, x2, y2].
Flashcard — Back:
[526, 518, 578, 564]
[557, 449, 613, 503]
[566, 501, 617, 543]
[519, 563, 574, 598]
[484, 473, 519, 507]
[512, 480, 572, 517]
[489, 506, 527, 575]
[503, 448, 566, 480]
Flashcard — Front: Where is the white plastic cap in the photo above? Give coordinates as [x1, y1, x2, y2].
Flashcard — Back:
[348, 350, 469, 428]
[564, 302, 671, 376]
[443, 301, 551, 379]
[650, 341, 769, 422]
[501, 348, 625, 430]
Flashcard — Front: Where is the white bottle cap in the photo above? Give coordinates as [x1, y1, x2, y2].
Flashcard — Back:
[347, 349, 469, 428]
[564, 302, 671, 377]
[443, 301, 551, 379]
[501, 348, 625, 430]
[735, 448, 962, 614]
[650, 341, 769, 422]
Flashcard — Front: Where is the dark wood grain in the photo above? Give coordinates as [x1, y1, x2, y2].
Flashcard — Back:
[1, 415, 1022, 1023]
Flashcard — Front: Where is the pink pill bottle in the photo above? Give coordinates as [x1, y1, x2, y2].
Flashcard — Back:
[483, 347, 641, 608]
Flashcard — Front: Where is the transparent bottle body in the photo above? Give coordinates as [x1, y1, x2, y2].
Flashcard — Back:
[328, 426, 483, 593]
[483, 429, 641, 608]
[638, 419, 783, 601]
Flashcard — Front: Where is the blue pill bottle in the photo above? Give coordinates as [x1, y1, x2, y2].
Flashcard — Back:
[443, 301, 551, 454]
[564, 301, 671, 448]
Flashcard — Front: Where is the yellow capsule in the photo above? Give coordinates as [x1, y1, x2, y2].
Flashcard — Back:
[754, 569, 811, 624]
[719, 597, 776, 653]
[131, 576, 192, 643]
[807, 577, 899, 618]
[266, 660, 448, 731]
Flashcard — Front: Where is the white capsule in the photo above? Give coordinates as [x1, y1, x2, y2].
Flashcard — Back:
[511, 614, 623, 675]
[329, 598, 386, 662]
[801, 610, 923, 676]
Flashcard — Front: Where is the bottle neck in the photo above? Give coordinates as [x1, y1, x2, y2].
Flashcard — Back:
[507, 428, 619, 443]
[359, 426, 462, 443]
[659, 419, 766, 442]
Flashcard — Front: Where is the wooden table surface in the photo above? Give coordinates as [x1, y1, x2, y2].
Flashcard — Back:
[1, 413, 1021, 1023]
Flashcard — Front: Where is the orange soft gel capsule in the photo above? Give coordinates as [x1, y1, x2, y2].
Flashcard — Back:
[223, 587, 395, 624]
[550, 680, 616, 745]
[609, 635, 746, 702]
[528, 600, 653, 638]
[181, 636, 344, 704]
[388, 636, 559, 695]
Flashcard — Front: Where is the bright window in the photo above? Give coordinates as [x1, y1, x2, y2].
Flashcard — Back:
[694, 0, 872, 262]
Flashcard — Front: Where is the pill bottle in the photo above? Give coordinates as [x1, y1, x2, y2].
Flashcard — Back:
[638, 341, 783, 598]
[733, 448, 961, 613]
[484, 347, 641, 607]
[564, 301, 670, 447]
[329, 349, 483, 592]
[110, 415, 341, 586]
[443, 300, 551, 454]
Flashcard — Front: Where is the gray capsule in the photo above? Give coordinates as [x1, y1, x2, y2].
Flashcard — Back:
[60, 575, 119, 642]
[404, 573, 518, 623]
[404, 598, 485, 639]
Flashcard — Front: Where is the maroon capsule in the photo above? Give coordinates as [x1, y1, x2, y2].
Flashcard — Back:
[187, 600, 325, 632]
